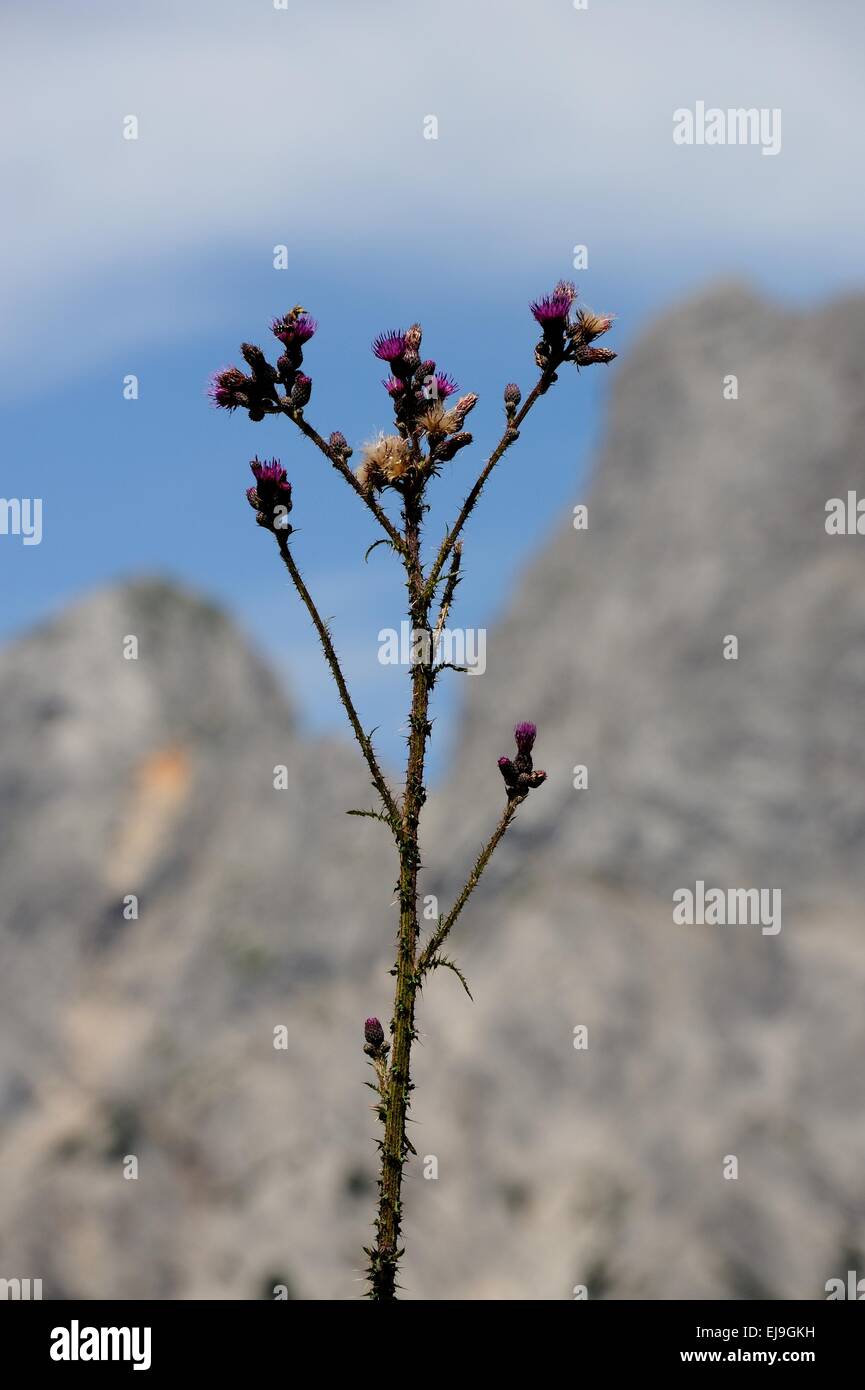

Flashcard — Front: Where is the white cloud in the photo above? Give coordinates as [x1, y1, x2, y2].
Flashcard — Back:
[3, 0, 863, 377]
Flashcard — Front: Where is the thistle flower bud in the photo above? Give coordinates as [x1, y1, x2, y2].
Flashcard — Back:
[504, 382, 521, 420]
[497, 755, 518, 791]
[534, 339, 553, 369]
[241, 343, 278, 385]
[574, 345, 617, 367]
[404, 323, 423, 353]
[364, 1017, 385, 1049]
[499, 722, 545, 800]
[276, 353, 296, 388]
[329, 430, 352, 458]
[433, 431, 472, 463]
[291, 374, 312, 409]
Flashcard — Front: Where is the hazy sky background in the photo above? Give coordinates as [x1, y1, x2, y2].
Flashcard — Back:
[2, 0, 863, 772]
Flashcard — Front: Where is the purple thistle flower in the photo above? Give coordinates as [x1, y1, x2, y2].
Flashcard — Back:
[514, 721, 537, 756]
[272, 313, 317, 346]
[434, 372, 459, 399]
[530, 281, 576, 326]
[383, 376, 407, 398]
[372, 330, 408, 363]
[208, 365, 250, 410]
[250, 457, 292, 497]
[365, 1017, 385, 1048]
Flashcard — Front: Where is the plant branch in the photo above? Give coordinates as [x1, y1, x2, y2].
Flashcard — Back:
[418, 795, 525, 973]
[275, 531, 400, 831]
[431, 540, 462, 666]
[424, 369, 556, 604]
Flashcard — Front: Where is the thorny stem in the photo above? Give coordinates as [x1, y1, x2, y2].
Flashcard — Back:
[423, 369, 554, 605]
[275, 532, 400, 831]
[418, 796, 524, 973]
[368, 372, 560, 1297]
[431, 540, 462, 667]
[368, 465, 432, 1300]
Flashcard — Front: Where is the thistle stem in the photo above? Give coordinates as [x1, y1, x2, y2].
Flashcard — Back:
[419, 796, 524, 973]
[275, 532, 400, 830]
[424, 369, 555, 604]
[367, 479, 431, 1299]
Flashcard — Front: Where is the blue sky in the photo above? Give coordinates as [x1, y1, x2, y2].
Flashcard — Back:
[2, 0, 863, 774]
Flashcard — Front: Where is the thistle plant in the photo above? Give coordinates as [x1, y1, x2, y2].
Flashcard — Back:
[209, 282, 615, 1299]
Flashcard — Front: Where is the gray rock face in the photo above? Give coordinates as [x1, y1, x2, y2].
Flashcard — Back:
[1, 285, 864, 1300]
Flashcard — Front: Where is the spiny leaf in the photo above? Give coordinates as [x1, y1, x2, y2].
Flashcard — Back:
[347, 808, 394, 826]
[426, 953, 473, 1000]
[364, 537, 396, 564]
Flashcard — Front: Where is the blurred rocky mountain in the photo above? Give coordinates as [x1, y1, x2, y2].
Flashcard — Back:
[1, 284, 864, 1299]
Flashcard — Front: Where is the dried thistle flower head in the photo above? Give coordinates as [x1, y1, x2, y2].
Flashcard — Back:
[573, 308, 614, 342]
[451, 392, 478, 428]
[356, 433, 412, 490]
[417, 402, 448, 438]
